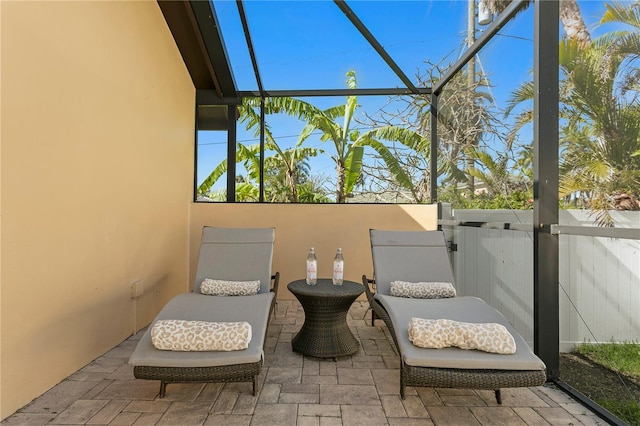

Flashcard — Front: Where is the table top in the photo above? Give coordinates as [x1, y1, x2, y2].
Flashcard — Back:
[287, 279, 364, 297]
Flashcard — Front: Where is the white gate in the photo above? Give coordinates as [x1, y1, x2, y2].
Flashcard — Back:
[443, 210, 640, 352]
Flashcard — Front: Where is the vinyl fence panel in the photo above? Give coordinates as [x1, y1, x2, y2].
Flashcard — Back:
[446, 210, 639, 352]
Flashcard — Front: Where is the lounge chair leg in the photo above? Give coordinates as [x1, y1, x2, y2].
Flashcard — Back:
[159, 381, 167, 398]
[253, 376, 257, 396]
[495, 389, 502, 404]
[371, 309, 376, 326]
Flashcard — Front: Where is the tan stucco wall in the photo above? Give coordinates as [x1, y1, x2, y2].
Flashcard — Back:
[189, 204, 439, 299]
[0, 1, 194, 419]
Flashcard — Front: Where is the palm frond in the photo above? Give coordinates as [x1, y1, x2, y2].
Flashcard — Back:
[362, 138, 417, 194]
[504, 80, 534, 118]
[364, 126, 429, 153]
[343, 146, 364, 195]
[198, 159, 227, 195]
[601, 2, 640, 30]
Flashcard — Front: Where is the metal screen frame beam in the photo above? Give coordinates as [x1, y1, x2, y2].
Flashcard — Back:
[236, 0, 264, 97]
[197, 88, 432, 106]
[433, 0, 526, 95]
[333, 0, 419, 94]
[226, 105, 238, 202]
[239, 88, 432, 98]
[430, 92, 439, 203]
[189, 1, 237, 98]
[533, 0, 560, 380]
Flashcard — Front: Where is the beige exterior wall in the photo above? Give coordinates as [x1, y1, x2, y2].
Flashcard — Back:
[0, 1, 194, 419]
[0, 1, 441, 418]
[189, 203, 439, 299]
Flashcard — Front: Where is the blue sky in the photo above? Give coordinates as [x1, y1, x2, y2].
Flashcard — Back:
[197, 0, 628, 193]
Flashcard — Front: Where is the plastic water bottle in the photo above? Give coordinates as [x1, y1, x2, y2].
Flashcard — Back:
[332, 248, 344, 285]
[306, 247, 317, 285]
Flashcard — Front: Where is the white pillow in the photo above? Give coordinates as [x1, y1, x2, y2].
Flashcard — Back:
[200, 279, 260, 296]
[408, 317, 516, 354]
[390, 281, 456, 298]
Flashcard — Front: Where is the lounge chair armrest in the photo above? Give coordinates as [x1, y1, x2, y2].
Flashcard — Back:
[361, 275, 376, 305]
[362, 275, 379, 326]
[271, 272, 280, 296]
[268, 272, 280, 319]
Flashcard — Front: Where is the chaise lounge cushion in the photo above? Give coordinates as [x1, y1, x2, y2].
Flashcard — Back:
[375, 295, 546, 371]
[130, 292, 273, 368]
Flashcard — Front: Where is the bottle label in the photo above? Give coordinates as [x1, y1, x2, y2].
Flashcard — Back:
[333, 261, 343, 279]
[306, 261, 317, 279]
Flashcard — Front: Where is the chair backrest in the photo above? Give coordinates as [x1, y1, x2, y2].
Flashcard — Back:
[370, 229, 455, 296]
[193, 227, 275, 294]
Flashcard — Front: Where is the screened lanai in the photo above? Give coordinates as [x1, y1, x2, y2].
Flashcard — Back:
[158, 1, 639, 423]
[2, 0, 638, 424]
[162, 0, 559, 377]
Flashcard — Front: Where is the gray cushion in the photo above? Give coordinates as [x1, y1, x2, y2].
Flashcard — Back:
[370, 230, 455, 296]
[194, 227, 275, 295]
[129, 292, 273, 368]
[375, 295, 545, 371]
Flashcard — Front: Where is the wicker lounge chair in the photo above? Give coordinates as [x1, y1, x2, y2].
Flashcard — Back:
[129, 227, 279, 397]
[362, 229, 546, 403]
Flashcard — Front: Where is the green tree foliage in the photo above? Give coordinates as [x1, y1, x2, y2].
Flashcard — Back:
[506, 1, 640, 225]
[197, 143, 262, 201]
[240, 98, 323, 202]
[198, 1, 638, 216]
[392, 57, 523, 208]
[254, 70, 428, 203]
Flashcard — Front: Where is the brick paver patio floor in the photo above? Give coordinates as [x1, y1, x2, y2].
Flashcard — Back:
[3, 300, 605, 425]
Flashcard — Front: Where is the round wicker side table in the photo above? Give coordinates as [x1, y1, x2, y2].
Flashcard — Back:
[288, 279, 364, 358]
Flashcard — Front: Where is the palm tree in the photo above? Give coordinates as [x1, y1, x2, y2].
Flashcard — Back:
[297, 175, 333, 203]
[600, 1, 640, 96]
[483, 0, 591, 45]
[203, 72, 428, 204]
[260, 70, 360, 203]
[263, 70, 427, 203]
[198, 143, 264, 202]
[428, 0, 590, 201]
[262, 154, 320, 203]
[505, 1, 640, 225]
[239, 98, 322, 203]
[197, 99, 325, 203]
[468, 147, 532, 199]
[559, 4, 640, 223]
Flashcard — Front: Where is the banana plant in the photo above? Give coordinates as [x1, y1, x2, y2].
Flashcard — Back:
[240, 98, 322, 202]
[197, 143, 263, 202]
[198, 99, 323, 202]
[261, 70, 429, 203]
[205, 71, 433, 203]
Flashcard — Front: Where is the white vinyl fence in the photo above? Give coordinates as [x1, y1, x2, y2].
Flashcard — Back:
[441, 209, 640, 352]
